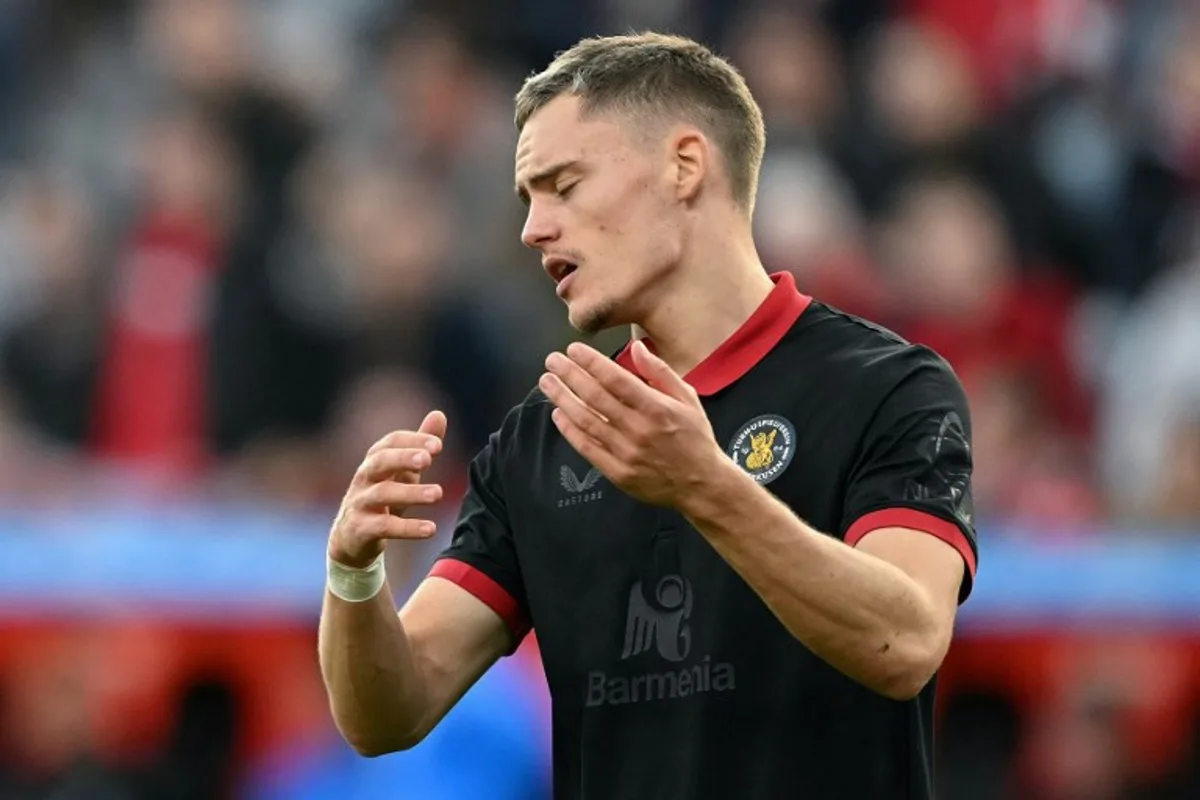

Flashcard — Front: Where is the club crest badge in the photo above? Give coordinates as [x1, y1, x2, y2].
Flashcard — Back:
[728, 414, 796, 485]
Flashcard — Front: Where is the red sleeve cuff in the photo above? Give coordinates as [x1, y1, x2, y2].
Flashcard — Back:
[428, 559, 532, 645]
[844, 507, 978, 579]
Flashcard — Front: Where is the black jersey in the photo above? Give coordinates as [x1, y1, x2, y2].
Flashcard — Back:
[430, 271, 978, 799]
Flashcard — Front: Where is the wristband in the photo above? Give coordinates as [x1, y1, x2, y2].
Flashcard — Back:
[327, 551, 387, 602]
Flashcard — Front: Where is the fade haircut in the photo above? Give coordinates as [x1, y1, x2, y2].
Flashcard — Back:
[514, 32, 767, 214]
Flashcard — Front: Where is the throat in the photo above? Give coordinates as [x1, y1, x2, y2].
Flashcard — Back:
[633, 269, 775, 377]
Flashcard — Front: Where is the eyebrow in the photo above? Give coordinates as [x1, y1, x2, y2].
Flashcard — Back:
[515, 159, 581, 205]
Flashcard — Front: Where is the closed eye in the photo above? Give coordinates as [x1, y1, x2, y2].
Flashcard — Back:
[556, 182, 577, 199]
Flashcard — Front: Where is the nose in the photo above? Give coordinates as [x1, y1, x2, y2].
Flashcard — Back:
[521, 200, 559, 250]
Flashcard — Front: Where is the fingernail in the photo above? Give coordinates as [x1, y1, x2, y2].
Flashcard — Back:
[420, 521, 436, 535]
[425, 439, 440, 452]
[424, 487, 440, 500]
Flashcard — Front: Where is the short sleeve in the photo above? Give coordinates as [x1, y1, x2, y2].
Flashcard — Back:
[840, 358, 979, 602]
[429, 433, 531, 650]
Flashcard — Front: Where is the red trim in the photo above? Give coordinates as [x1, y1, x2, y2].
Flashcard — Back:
[616, 271, 812, 395]
[844, 508, 978, 579]
[428, 559, 531, 643]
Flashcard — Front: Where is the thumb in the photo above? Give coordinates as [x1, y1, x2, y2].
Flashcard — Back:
[418, 410, 448, 443]
[630, 340, 691, 400]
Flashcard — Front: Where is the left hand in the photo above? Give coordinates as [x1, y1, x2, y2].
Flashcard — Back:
[539, 340, 727, 507]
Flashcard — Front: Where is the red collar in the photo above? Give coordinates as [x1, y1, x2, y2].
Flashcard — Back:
[615, 271, 812, 396]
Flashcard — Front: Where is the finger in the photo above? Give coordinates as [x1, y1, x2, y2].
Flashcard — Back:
[629, 340, 692, 401]
[539, 372, 617, 445]
[544, 351, 628, 425]
[565, 341, 658, 409]
[359, 448, 436, 483]
[418, 410, 448, 441]
[551, 408, 622, 480]
[358, 480, 444, 511]
[372, 515, 439, 540]
[366, 429, 443, 457]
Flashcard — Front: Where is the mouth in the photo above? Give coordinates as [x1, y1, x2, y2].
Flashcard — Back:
[543, 257, 579, 285]
[543, 257, 580, 298]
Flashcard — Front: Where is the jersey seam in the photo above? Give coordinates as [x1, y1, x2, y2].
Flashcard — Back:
[812, 301, 911, 347]
[816, 302, 962, 382]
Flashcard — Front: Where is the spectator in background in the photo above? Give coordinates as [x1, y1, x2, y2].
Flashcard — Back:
[1100, 250, 1200, 524]
[0, 0, 534, 506]
[1154, 413, 1200, 524]
[876, 169, 1098, 524]
[0, 169, 105, 499]
[725, 4, 846, 145]
[936, 690, 1024, 800]
[328, 12, 556, 381]
[0, 0, 341, 496]
[0, 1, 34, 161]
[1014, 0, 1198, 300]
[729, 6, 887, 320]
[136, 677, 243, 800]
[968, 366, 1100, 527]
[836, 17, 1049, 263]
[335, 14, 526, 282]
[285, 151, 520, 461]
[753, 149, 884, 320]
[79, 94, 333, 497]
[0, 648, 246, 800]
[0, 636, 139, 800]
[0, 169, 102, 446]
[90, 101, 243, 481]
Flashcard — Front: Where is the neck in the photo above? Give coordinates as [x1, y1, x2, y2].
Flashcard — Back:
[631, 221, 774, 377]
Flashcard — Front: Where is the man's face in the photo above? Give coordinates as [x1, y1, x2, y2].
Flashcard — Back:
[516, 94, 682, 333]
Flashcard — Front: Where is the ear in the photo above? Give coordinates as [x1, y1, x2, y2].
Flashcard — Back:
[670, 128, 708, 204]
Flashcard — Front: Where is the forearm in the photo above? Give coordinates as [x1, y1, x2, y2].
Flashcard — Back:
[680, 464, 945, 699]
[318, 584, 430, 754]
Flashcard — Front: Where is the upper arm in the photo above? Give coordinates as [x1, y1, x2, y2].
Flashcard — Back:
[409, 428, 533, 731]
[855, 526, 964, 656]
[841, 356, 979, 603]
[396, 575, 515, 735]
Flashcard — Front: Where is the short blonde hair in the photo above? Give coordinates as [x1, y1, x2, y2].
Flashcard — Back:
[515, 32, 767, 213]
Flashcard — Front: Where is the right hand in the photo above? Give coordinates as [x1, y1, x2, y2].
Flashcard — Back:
[328, 410, 449, 569]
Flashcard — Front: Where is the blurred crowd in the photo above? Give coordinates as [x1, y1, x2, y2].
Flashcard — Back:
[2, 0, 1200, 797]
[1, 0, 1199, 528]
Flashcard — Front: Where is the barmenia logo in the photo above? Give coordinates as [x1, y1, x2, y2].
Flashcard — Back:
[585, 574, 736, 707]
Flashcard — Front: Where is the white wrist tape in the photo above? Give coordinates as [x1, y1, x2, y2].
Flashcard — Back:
[327, 552, 387, 602]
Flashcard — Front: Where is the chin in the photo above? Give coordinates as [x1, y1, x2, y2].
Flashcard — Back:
[568, 298, 621, 335]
